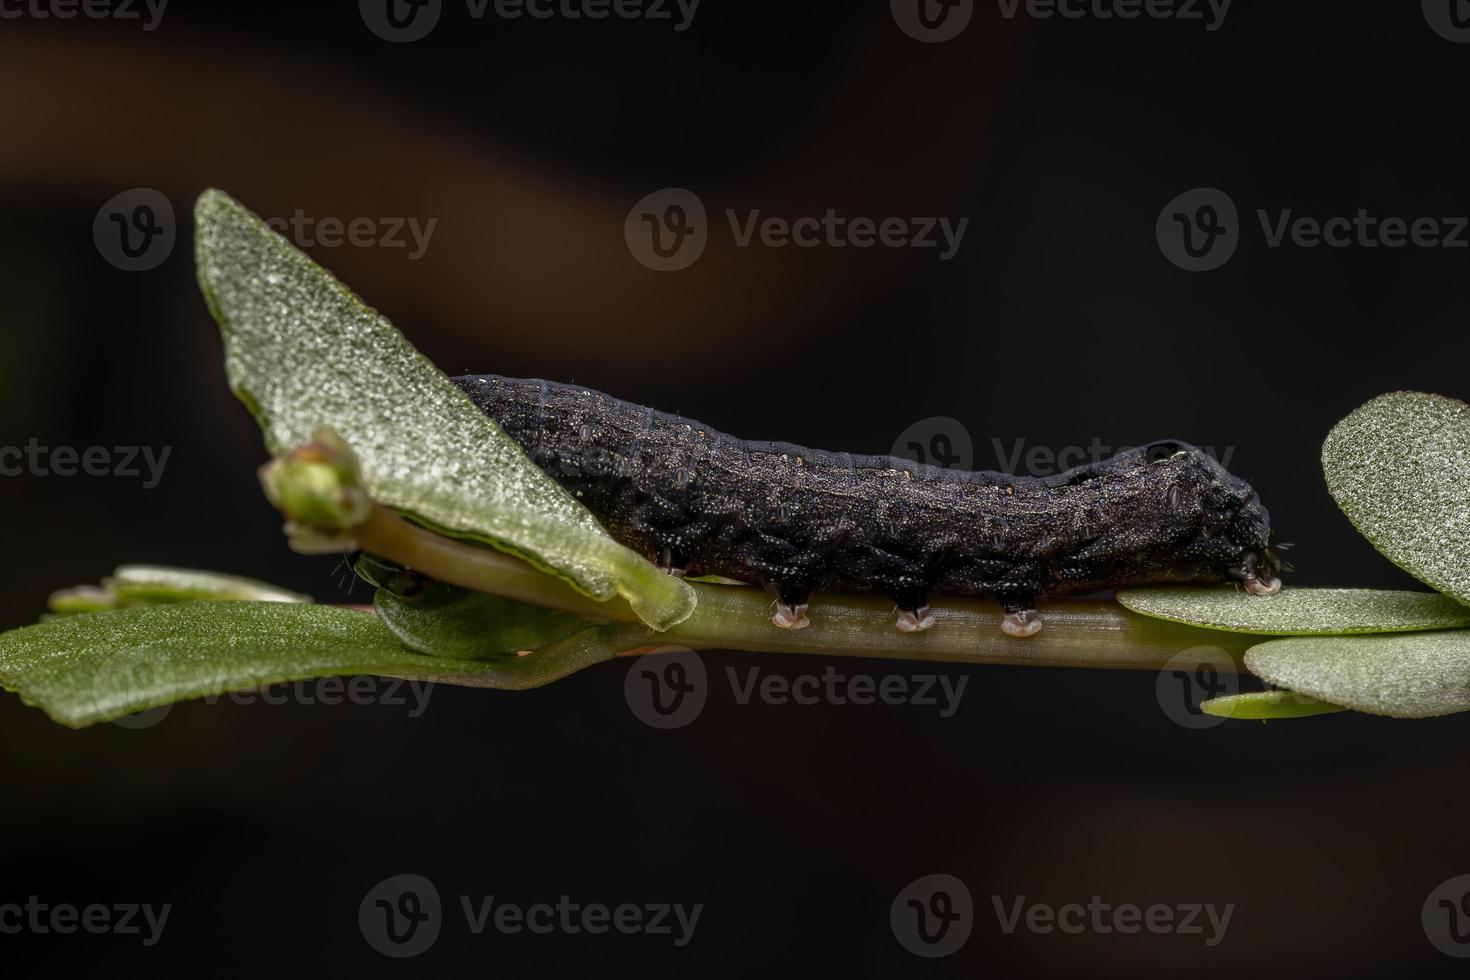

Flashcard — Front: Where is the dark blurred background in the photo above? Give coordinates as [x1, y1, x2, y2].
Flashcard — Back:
[3, 1, 1470, 974]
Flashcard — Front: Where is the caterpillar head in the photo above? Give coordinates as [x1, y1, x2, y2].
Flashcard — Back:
[1135, 441, 1283, 594]
[1111, 440, 1287, 593]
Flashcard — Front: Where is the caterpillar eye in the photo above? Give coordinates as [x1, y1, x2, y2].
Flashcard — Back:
[1143, 441, 1185, 463]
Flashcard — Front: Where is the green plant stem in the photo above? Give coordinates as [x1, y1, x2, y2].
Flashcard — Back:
[356, 504, 1253, 671]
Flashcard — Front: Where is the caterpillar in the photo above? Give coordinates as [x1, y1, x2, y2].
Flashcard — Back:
[453, 375, 1283, 636]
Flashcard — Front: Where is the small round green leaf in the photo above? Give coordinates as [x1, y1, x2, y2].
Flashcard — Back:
[1200, 690, 1346, 720]
[1117, 586, 1470, 634]
[1322, 391, 1470, 605]
[1245, 631, 1470, 718]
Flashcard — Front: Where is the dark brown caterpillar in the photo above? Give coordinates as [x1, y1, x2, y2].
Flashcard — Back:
[453, 375, 1283, 636]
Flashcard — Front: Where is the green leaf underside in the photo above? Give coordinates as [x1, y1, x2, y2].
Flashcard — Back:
[1245, 632, 1470, 718]
[373, 583, 604, 659]
[49, 565, 312, 614]
[193, 189, 693, 630]
[0, 602, 626, 728]
[1322, 392, 1470, 606]
[1200, 690, 1347, 720]
[1117, 586, 1470, 635]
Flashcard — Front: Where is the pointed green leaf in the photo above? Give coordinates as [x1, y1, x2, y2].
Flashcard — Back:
[423, 623, 643, 690]
[0, 601, 639, 728]
[1117, 586, 1470, 635]
[194, 189, 694, 630]
[1200, 690, 1346, 719]
[1322, 391, 1470, 605]
[1244, 631, 1470, 718]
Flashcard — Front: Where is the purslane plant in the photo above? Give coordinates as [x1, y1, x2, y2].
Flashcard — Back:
[2, 189, 1469, 727]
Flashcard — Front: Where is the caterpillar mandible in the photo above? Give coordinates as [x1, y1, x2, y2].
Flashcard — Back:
[453, 375, 1284, 636]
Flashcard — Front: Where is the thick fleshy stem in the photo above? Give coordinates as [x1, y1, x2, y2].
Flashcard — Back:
[351, 504, 1253, 671]
[261, 431, 1253, 671]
